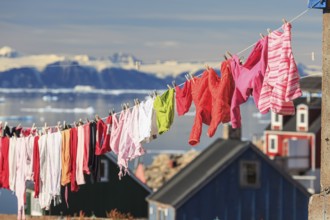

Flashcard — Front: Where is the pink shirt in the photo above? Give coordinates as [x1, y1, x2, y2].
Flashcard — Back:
[76, 126, 85, 185]
[258, 23, 302, 115]
[230, 36, 268, 128]
[110, 111, 124, 155]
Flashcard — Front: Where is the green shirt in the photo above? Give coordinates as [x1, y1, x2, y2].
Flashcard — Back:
[153, 88, 175, 135]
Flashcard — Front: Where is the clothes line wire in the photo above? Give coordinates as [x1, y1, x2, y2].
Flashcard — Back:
[12, 2, 321, 130]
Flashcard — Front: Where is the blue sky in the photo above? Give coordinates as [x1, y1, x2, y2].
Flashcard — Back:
[0, 0, 323, 65]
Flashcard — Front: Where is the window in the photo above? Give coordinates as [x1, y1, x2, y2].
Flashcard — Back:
[157, 208, 168, 220]
[296, 104, 308, 131]
[300, 112, 305, 123]
[268, 135, 278, 153]
[240, 160, 260, 188]
[271, 111, 282, 130]
[100, 159, 109, 182]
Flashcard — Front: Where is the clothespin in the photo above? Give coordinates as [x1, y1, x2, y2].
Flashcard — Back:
[31, 123, 35, 131]
[167, 84, 172, 90]
[282, 18, 287, 24]
[189, 72, 195, 83]
[260, 33, 265, 38]
[184, 74, 190, 81]
[153, 90, 158, 97]
[57, 121, 61, 131]
[17, 123, 21, 129]
[44, 122, 48, 133]
[226, 51, 232, 58]
[172, 80, 176, 88]
[79, 118, 83, 125]
[239, 56, 245, 64]
[224, 55, 228, 60]
[205, 64, 210, 70]
[267, 28, 272, 34]
[111, 108, 115, 115]
[63, 121, 66, 129]
[86, 118, 90, 123]
[136, 98, 140, 105]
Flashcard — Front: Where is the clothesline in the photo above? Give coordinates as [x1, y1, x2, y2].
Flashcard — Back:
[6, 2, 321, 130]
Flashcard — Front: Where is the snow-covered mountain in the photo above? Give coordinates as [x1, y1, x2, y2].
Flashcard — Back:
[0, 46, 20, 58]
[0, 46, 217, 78]
[0, 46, 322, 89]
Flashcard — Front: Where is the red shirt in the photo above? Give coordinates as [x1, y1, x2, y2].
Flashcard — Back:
[207, 63, 235, 137]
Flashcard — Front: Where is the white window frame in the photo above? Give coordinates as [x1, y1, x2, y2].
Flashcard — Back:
[100, 159, 109, 182]
[157, 208, 168, 220]
[268, 135, 278, 153]
[271, 111, 283, 130]
[296, 106, 308, 131]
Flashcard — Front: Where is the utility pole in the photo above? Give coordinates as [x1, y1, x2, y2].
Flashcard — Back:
[309, 1, 330, 219]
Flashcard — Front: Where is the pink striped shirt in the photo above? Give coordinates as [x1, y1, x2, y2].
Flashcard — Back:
[258, 23, 302, 115]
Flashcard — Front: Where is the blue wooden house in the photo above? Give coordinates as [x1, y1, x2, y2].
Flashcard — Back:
[147, 138, 310, 220]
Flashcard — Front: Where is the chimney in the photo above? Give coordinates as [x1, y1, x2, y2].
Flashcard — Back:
[223, 124, 241, 140]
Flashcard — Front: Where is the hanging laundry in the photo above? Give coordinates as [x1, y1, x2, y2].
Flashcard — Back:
[46, 131, 62, 206]
[118, 108, 134, 178]
[175, 80, 192, 116]
[207, 64, 235, 137]
[95, 117, 111, 155]
[76, 125, 85, 185]
[189, 70, 212, 146]
[230, 36, 268, 128]
[33, 135, 40, 198]
[38, 133, 51, 210]
[128, 104, 145, 161]
[25, 135, 34, 181]
[110, 111, 124, 155]
[258, 22, 302, 114]
[0, 136, 10, 189]
[83, 123, 90, 175]
[88, 121, 100, 183]
[61, 129, 71, 186]
[14, 136, 28, 220]
[153, 88, 175, 135]
[103, 115, 113, 153]
[9, 136, 17, 191]
[70, 127, 79, 192]
[139, 96, 158, 143]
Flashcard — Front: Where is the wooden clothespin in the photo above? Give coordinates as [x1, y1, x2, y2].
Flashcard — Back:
[224, 55, 228, 60]
[184, 74, 190, 81]
[226, 51, 232, 58]
[267, 28, 272, 34]
[167, 84, 172, 90]
[205, 64, 210, 70]
[172, 80, 176, 88]
[282, 18, 287, 24]
[86, 118, 90, 123]
[189, 72, 195, 83]
[79, 118, 83, 125]
[260, 33, 265, 38]
[153, 90, 158, 97]
[63, 121, 66, 129]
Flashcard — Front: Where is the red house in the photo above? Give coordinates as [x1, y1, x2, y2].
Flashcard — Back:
[263, 97, 321, 174]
